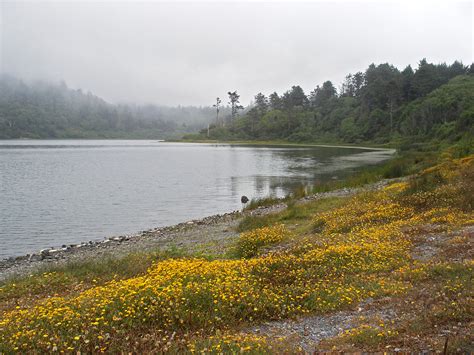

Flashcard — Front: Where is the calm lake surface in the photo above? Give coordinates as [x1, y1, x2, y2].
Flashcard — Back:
[0, 140, 394, 258]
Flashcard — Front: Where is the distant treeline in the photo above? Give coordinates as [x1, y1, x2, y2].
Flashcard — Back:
[189, 59, 474, 148]
[0, 76, 228, 139]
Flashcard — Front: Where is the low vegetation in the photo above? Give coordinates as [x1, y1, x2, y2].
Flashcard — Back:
[0, 248, 188, 314]
[234, 224, 288, 258]
[237, 197, 346, 233]
[0, 151, 472, 352]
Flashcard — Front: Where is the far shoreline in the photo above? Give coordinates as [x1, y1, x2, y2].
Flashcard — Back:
[167, 138, 397, 151]
[0, 137, 397, 151]
[0, 138, 397, 152]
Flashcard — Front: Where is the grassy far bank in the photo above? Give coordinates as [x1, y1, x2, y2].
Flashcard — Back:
[171, 137, 396, 150]
[0, 147, 473, 352]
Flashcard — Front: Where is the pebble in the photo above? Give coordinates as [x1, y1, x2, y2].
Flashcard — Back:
[40, 248, 51, 256]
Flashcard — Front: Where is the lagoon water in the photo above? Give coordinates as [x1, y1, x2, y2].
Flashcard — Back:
[0, 140, 393, 258]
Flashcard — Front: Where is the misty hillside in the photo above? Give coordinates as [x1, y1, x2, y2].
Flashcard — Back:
[0, 76, 225, 139]
[194, 60, 474, 147]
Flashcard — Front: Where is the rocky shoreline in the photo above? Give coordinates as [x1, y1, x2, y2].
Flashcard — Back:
[0, 202, 287, 281]
[0, 179, 396, 282]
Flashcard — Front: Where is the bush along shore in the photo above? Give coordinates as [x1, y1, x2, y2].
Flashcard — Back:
[0, 150, 473, 353]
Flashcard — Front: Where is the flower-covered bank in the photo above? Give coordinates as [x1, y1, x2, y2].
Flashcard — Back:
[1, 155, 472, 353]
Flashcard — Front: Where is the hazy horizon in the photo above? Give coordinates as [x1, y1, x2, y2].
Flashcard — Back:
[1, 1, 472, 107]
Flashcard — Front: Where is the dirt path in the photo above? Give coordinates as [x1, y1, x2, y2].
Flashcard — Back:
[246, 300, 396, 353]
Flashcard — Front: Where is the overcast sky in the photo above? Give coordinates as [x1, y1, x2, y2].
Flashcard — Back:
[1, 0, 472, 106]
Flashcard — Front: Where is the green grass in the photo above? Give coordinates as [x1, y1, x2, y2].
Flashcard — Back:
[243, 196, 284, 211]
[244, 185, 309, 211]
[312, 150, 437, 193]
[237, 197, 347, 233]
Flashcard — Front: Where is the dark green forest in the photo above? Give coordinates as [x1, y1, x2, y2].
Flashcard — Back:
[0, 76, 227, 139]
[190, 59, 474, 148]
[1, 59, 473, 145]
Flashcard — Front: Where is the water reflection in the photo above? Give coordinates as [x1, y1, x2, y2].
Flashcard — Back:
[228, 146, 394, 197]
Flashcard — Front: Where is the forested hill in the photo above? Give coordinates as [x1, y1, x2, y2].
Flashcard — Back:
[192, 59, 474, 149]
[2, 60, 473, 143]
[0, 76, 224, 139]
